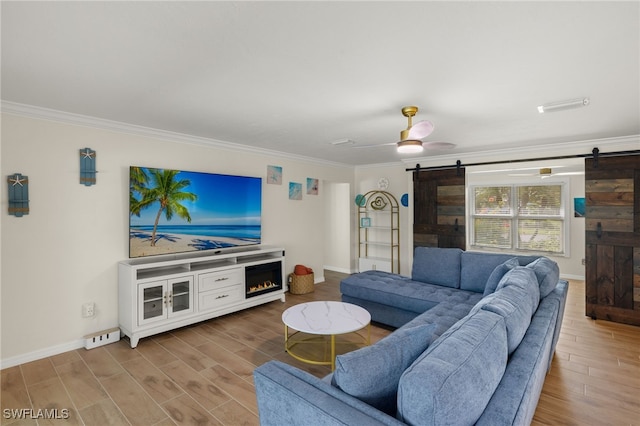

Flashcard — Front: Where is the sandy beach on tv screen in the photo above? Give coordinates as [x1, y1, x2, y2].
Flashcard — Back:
[130, 231, 257, 258]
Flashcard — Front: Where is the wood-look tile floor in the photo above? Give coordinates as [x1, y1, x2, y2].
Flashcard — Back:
[1, 270, 639, 425]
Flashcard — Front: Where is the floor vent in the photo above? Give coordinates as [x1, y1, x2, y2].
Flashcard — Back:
[84, 327, 120, 350]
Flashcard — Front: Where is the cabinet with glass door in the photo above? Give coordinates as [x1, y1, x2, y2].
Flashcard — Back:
[137, 276, 194, 326]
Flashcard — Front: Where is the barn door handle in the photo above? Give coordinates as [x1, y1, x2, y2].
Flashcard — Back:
[596, 222, 602, 238]
[454, 218, 459, 232]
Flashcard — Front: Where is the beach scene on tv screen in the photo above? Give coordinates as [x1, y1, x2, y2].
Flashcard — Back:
[129, 166, 262, 258]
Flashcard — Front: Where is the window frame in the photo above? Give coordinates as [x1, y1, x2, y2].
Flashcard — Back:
[469, 180, 570, 257]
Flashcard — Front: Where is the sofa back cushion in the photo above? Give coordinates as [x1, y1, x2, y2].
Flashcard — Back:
[397, 309, 508, 425]
[473, 268, 539, 354]
[460, 252, 515, 292]
[495, 267, 540, 314]
[526, 257, 560, 298]
[412, 247, 463, 288]
[332, 322, 436, 415]
[459, 252, 539, 293]
[482, 257, 520, 296]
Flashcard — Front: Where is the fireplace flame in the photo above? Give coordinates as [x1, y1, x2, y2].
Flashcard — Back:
[248, 280, 279, 294]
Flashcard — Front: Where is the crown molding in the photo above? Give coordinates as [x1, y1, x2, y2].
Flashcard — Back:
[1, 101, 353, 170]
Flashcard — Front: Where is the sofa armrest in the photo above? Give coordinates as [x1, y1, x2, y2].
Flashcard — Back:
[254, 361, 404, 426]
[548, 280, 569, 369]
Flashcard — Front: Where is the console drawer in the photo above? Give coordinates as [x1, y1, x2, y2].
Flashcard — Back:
[198, 268, 243, 292]
[199, 284, 244, 311]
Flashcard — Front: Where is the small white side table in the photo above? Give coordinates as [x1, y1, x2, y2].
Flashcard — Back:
[282, 301, 371, 370]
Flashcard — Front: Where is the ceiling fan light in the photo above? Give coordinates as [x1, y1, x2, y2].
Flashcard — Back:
[397, 140, 423, 153]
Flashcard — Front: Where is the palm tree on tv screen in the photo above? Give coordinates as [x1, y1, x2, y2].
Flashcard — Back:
[129, 166, 149, 217]
[132, 168, 198, 246]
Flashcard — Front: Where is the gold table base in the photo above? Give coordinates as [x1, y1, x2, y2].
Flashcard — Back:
[284, 324, 371, 370]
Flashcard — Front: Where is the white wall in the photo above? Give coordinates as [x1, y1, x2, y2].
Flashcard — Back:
[323, 182, 352, 273]
[0, 112, 353, 366]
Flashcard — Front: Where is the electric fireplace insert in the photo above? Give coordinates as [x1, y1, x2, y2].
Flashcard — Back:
[245, 261, 282, 298]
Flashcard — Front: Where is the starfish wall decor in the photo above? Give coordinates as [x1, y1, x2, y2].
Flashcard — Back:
[80, 147, 97, 186]
[7, 173, 29, 217]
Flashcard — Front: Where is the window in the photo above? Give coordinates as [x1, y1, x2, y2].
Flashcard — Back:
[470, 184, 566, 254]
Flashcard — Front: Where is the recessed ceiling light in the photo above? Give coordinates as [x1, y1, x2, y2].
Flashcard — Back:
[537, 98, 590, 113]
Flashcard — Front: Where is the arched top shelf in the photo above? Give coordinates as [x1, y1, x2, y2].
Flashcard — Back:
[359, 190, 399, 211]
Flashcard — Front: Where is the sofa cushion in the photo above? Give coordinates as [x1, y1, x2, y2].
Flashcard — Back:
[399, 299, 480, 340]
[495, 267, 540, 314]
[397, 309, 508, 425]
[412, 247, 463, 288]
[332, 322, 437, 415]
[459, 252, 539, 293]
[474, 284, 535, 354]
[460, 252, 511, 293]
[483, 257, 520, 296]
[526, 257, 560, 298]
[341, 270, 482, 316]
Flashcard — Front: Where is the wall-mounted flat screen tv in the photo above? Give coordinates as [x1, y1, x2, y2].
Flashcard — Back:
[129, 166, 261, 258]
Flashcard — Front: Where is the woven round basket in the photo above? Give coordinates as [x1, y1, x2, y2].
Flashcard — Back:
[289, 272, 315, 295]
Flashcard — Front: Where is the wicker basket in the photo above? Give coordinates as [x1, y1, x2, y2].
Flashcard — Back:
[289, 272, 315, 295]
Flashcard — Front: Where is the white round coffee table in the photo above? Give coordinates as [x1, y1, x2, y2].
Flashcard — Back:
[282, 301, 371, 370]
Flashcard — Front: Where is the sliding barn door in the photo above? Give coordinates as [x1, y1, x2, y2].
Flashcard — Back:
[585, 155, 640, 326]
[413, 167, 466, 249]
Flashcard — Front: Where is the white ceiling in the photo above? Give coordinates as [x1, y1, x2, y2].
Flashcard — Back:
[2, 1, 639, 166]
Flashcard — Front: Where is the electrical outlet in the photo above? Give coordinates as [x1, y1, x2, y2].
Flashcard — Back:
[82, 302, 95, 318]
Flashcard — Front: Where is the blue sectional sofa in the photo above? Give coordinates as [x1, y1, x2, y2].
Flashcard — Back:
[254, 247, 568, 425]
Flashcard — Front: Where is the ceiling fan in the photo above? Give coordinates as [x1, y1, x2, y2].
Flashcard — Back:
[347, 106, 456, 153]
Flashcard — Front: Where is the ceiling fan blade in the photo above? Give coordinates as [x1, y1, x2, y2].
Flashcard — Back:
[422, 141, 455, 150]
[407, 120, 434, 139]
[349, 142, 397, 149]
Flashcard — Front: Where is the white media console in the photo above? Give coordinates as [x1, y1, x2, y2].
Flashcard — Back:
[118, 246, 286, 348]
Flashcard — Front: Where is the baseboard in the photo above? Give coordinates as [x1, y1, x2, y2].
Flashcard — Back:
[560, 273, 585, 281]
[0, 339, 85, 370]
[323, 265, 353, 274]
